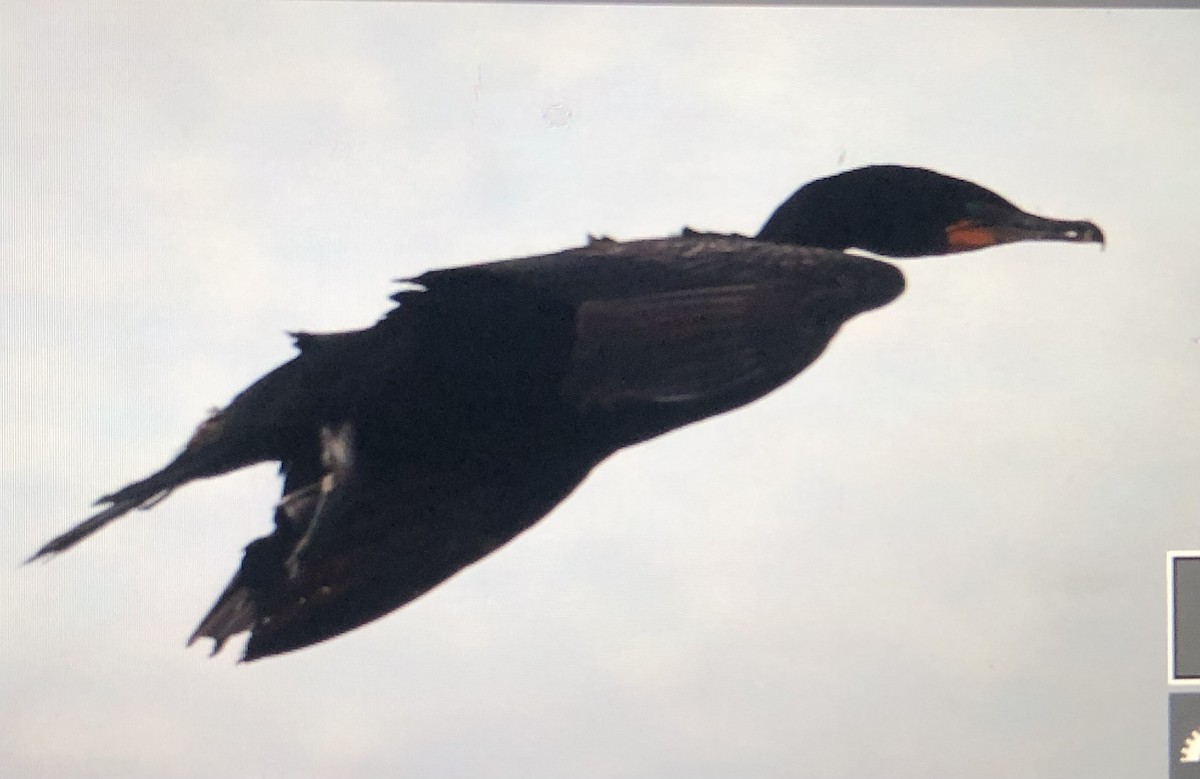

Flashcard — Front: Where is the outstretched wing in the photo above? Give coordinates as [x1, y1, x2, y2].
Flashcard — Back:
[190, 420, 601, 661]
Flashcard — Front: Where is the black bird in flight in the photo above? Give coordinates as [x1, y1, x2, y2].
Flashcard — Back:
[28, 165, 1104, 660]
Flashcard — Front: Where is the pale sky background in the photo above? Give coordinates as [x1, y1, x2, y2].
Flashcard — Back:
[2, 3, 1198, 778]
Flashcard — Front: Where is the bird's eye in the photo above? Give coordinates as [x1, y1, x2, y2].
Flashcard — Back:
[1065, 229, 1079, 239]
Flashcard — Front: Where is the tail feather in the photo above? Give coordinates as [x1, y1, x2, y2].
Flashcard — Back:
[27, 360, 307, 563]
[27, 421, 264, 563]
[25, 492, 164, 562]
[26, 431, 248, 563]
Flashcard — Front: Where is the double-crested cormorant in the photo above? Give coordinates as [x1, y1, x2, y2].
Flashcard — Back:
[28, 165, 1103, 660]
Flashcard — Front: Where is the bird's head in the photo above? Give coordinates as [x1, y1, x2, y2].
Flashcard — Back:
[756, 165, 1105, 258]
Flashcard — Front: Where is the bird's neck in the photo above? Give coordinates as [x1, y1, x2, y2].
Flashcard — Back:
[754, 194, 854, 251]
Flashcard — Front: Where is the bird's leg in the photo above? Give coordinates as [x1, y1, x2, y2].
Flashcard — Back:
[284, 422, 357, 579]
[277, 483, 320, 528]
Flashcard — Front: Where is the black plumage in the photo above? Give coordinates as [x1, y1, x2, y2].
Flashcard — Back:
[28, 165, 1103, 660]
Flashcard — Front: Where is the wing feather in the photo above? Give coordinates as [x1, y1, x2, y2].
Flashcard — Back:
[565, 284, 777, 409]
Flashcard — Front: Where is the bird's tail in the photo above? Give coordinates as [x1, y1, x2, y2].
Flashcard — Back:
[25, 491, 167, 562]
[26, 354, 312, 564]
[25, 413, 259, 563]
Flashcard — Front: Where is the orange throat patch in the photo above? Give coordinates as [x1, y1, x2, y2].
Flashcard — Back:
[945, 220, 1000, 250]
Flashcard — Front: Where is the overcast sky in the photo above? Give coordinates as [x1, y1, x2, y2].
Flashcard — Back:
[2, 4, 1199, 778]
